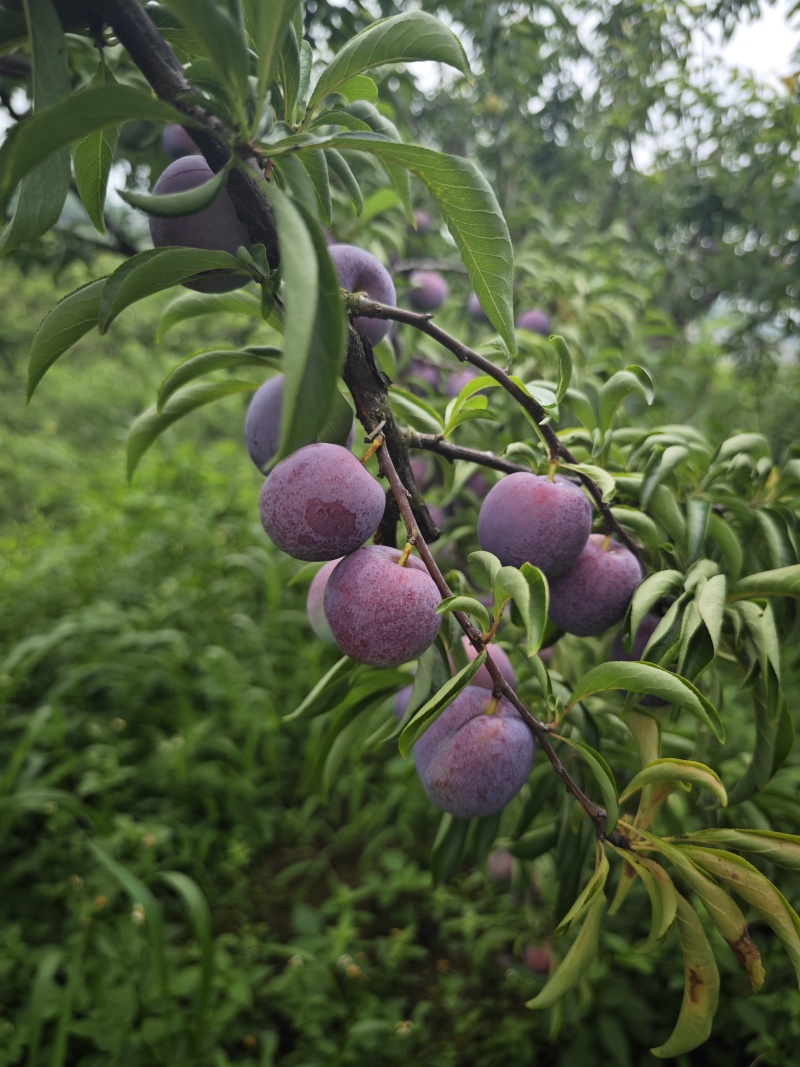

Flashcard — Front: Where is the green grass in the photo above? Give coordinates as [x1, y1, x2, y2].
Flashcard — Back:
[2, 258, 800, 1067]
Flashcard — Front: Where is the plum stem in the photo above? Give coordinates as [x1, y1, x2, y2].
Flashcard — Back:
[486, 694, 501, 716]
[360, 434, 384, 465]
[396, 542, 414, 567]
[352, 296, 642, 559]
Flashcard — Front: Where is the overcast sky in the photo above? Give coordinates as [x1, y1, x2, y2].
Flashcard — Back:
[709, 0, 799, 86]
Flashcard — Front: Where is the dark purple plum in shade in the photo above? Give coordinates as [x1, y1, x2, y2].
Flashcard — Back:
[324, 546, 442, 667]
[407, 358, 441, 395]
[477, 473, 592, 577]
[161, 124, 200, 159]
[258, 443, 385, 562]
[413, 686, 536, 818]
[467, 291, 490, 322]
[407, 271, 450, 311]
[328, 244, 396, 346]
[306, 558, 344, 643]
[516, 308, 551, 336]
[609, 613, 669, 707]
[148, 157, 252, 293]
[548, 534, 644, 637]
[450, 636, 517, 691]
[412, 209, 434, 234]
[244, 375, 355, 471]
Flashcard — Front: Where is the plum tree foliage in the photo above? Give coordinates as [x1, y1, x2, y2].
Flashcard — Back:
[3, 0, 800, 1059]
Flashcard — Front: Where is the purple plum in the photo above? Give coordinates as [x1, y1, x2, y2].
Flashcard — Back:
[407, 271, 449, 311]
[548, 534, 643, 637]
[329, 244, 396, 346]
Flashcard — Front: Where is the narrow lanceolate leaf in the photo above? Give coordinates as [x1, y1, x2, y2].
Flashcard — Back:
[0, 86, 189, 217]
[559, 462, 615, 502]
[0, 0, 71, 254]
[556, 736, 619, 833]
[120, 162, 233, 217]
[526, 891, 605, 1010]
[159, 871, 214, 1049]
[284, 656, 353, 721]
[157, 347, 282, 409]
[99, 248, 250, 334]
[265, 187, 347, 458]
[683, 846, 800, 989]
[728, 565, 800, 601]
[619, 759, 727, 808]
[436, 596, 491, 633]
[306, 11, 470, 114]
[325, 149, 364, 215]
[697, 574, 726, 655]
[27, 278, 107, 401]
[73, 63, 119, 235]
[649, 895, 720, 1058]
[598, 366, 654, 434]
[157, 289, 266, 341]
[608, 846, 678, 948]
[327, 134, 515, 356]
[568, 662, 725, 743]
[127, 382, 257, 481]
[242, 0, 298, 120]
[556, 846, 609, 937]
[550, 335, 573, 402]
[645, 835, 765, 993]
[678, 829, 800, 872]
[625, 570, 684, 651]
[398, 652, 487, 758]
[430, 812, 470, 885]
[88, 843, 168, 1000]
[493, 565, 548, 656]
[160, 0, 249, 118]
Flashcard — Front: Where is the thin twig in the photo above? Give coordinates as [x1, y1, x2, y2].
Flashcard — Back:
[403, 431, 532, 475]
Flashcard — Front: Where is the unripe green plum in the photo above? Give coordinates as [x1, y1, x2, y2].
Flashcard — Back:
[324, 546, 441, 667]
[258, 443, 385, 561]
[477, 473, 592, 577]
[413, 686, 536, 817]
[548, 534, 643, 636]
[407, 271, 449, 311]
[329, 244, 396, 346]
[148, 157, 251, 293]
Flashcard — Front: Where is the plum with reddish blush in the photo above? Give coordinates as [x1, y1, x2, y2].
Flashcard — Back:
[477, 473, 592, 577]
[413, 686, 535, 817]
[516, 308, 551, 336]
[329, 244, 396, 346]
[259, 443, 385, 561]
[324, 546, 441, 667]
[407, 271, 449, 311]
[148, 157, 252, 292]
[548, 534, 643, 637]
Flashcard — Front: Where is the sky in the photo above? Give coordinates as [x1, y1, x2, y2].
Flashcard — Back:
[704, 0, 799, 86]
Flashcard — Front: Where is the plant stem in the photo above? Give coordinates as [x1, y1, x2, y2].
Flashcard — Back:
[403, 431, 532, 474]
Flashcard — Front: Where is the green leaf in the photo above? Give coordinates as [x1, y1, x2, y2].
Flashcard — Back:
[568, 662, 725, 743]
[559, 462, 615, 502]
[556, 846, 610, 937]
[619, 759, 727, 807]
[649, 895, 720, 1057]
[27, 277, 106, 401]
[327, 134, 516, 356]
[557, 736, 619, 833]
[161, 0, 249, 121]
[526, 891, 605, 1009]
[430, 812, 470, 885]
[677, 829, 800, 872]
[157, 289, 266, 341]
[88, 842, 168, 1000]
[398, 651, 487, 758]
[609, 848, 678, 948]
[640, 445, 689, 508]
[325, 149, 364, 215]
[284, 656, 353, 721]
[494, 564, 548, 656]
[0, 86, 189, 217]
[550, 334, 573, 403]
[159, 871, 214, 1052]
[298, 149, 333, 227]
[278, 22, 302, 123]
[697, 574, 726, 655]
[508, 823, 559, 861]
[0, 8, 27, 56]
[625, 570, 684, 650]
[120, 160, 233, 217]
[243, 0, 297, 127]
[157, 346, 281, 409]
[468, 550, 503, 586]
[717, 432, 771, 463]
[99, 248, 250, 334]
[127, 381, 257, 481]
[73, 62, 119, 235]
[728, 565, 800, 601]
[683, 846, 800, 989]
[706, 513, 744, 580]
[333, 75, 379, 103]
[307, 12, 470, 114]
[598, 366, 654, 433]
[436, 596, 491, 633]
[0, 0, 71, 254]
[265, 187, 347, 458]
[388, 387, 446, 433]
